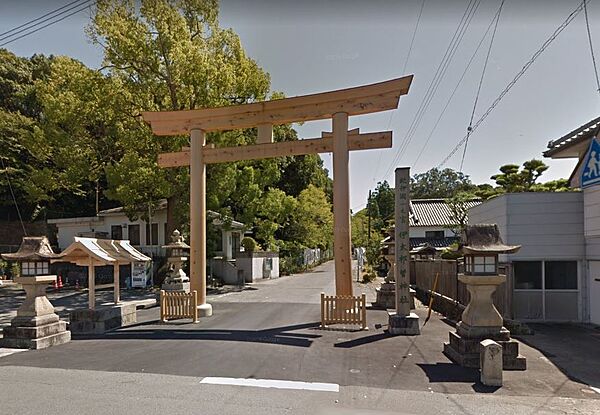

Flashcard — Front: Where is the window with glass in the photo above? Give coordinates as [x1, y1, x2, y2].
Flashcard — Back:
[146, 223, 159, 245]
[425, 230, 445, 239]
[21, 261, 48, 276]
[465, 255, 497, 274]
[128, 224, 140, 245]
[544, 261, 577, 290]
[514, 261, 542, 289]
[111, 225, 123, 240]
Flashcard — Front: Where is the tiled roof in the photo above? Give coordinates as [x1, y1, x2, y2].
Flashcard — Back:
[544, 115, 600, 157]
[409, 237, 459, 249]
[409, 198, 481, 227]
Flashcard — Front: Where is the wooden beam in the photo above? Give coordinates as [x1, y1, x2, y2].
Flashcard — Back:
[114, 263, 120, 304]
[332, 112, 353, 296]
[142, 76, 412, 135]
[158, 131, 392, 167]
[257, 123, 273, 144]
[189, 129, 212, 317]
[88, 259, 95, 310]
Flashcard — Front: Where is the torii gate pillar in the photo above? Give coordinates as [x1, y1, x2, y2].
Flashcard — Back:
[332, 112, 353, 296]
[190, 128, 212, 316]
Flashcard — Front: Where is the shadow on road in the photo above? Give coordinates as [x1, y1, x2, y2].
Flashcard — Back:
[334, 332, 390, 348]
[80, 321, 323, 348]
[417, 362, 479, 383]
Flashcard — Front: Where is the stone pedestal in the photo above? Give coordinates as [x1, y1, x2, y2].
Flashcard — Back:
[375, 282, 396, 308]
[376, 284, 416, 309]
[388, 311, 420, 335]
[70, 303, 136, 335]
[161, 281, 190, 292]
[0, 276, 71, 349]
[443, 274, 526, 370]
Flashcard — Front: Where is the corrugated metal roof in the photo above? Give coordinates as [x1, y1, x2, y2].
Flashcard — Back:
[409, 198, 481, 227]
[544, 115, 600, 157]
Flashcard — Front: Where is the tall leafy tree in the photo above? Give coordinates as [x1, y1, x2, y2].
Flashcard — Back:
[87, 0, 271, 233]
[410, 168, 475, 199]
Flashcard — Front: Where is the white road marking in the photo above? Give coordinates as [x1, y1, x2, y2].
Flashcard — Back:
[0, 348, 26, 358]
[200, 377, 339, 392]
[590, 386, 600, 395]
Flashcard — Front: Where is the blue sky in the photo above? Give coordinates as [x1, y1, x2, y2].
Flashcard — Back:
[1, 0, 598, 210]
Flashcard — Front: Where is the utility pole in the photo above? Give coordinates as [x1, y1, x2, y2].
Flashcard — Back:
[367, 189, 372, 247]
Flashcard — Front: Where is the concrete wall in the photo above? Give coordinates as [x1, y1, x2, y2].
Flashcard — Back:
[236, 252, 280, 283]
[469, 192, 584, 261]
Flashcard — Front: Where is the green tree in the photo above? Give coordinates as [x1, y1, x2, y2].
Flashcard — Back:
[490, 159, 549, 193]
[410, 168, 475, 199]
[289, 185, 333, 249]
[370, 180, 395, 226]
[445, 191, 475, 236]
[87, 0, 271, 233]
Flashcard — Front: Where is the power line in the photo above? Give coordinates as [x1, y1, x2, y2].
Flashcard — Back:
[412, 1, 504, 169]
[380, 0, 481, 182]
[0, 0, 95, 47]
[584, 0, 600, 93]
[460, 0, 505, 171]
[437, 0, 588, 169]
[372, 0, 427, 184]
[0, 0, 85, 41]
[0, 158, 26, 236]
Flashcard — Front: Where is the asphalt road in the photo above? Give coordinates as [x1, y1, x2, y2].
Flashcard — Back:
[0, 261, 598, 414]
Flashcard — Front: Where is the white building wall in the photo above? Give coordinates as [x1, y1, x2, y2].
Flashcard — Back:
[409, 226, 456, 238]
[50, 210, 168, 255]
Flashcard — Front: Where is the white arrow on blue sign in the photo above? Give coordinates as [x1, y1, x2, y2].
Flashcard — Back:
[581, 137, 600, 188]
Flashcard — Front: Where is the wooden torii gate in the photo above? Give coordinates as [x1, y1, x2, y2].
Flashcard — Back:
[143, 76, 413, 317]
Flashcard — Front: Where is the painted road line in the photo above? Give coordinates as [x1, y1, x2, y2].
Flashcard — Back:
[0, 348, 27, 358]
[200, 377, 339, 392]
[590, 386, 600, 395]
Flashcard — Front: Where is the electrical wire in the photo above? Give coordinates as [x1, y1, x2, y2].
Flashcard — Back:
[412, 1, 504, 169]
[460, 0, 504, 171]
[372, 0, 427, 185]
[0, 0, 86, 42]
[0, 157, 27, 236]
[437, 0, 588, 169]
[584, 0, 600, 93]
[380, 0, 480, 182]
[0, 0, 95, 47]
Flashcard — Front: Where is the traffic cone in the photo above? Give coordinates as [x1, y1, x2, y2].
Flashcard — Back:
[57, 274, 63, 290]
[52, 278, 58, 290]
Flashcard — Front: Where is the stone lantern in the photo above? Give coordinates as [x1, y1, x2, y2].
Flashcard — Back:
[443, 224, 526, 370]
[0, 237, 70, 349]
[375, 226, 415, 310]
[161, 229, 190, 292]
[376, 227, 396, 308]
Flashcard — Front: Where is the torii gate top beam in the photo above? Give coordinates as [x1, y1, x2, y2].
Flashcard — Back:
[142, 76, 413, 135]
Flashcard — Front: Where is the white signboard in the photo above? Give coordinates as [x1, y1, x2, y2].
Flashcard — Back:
[131, 261, 150, 287]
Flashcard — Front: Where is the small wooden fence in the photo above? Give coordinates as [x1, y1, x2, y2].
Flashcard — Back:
[160, 290, 199, 323]
[320, 293, 367, 330]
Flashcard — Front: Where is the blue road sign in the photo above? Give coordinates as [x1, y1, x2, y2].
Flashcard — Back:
[581, 138, 600, 188]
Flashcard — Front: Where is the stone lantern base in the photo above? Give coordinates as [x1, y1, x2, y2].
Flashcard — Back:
[443, 323, 526, 370]
[0, 276, 71, 349]
[443, 274, 526, 370]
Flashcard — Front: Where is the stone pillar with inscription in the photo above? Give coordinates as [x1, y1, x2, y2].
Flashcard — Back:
[388, 167, 420, 335]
